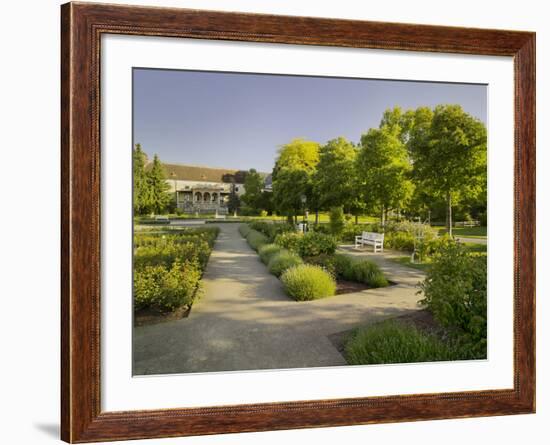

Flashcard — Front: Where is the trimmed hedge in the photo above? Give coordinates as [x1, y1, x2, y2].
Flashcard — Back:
[133, 227, 219, 312]
[281, 264, 337, 301]
[267, 250, 303, 277]
[258, 243, 282, 265]
[134, 260, 201, 312]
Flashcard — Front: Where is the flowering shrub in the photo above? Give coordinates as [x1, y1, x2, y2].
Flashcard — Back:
[297, 232, 338, 257]
[419, 239, 487, 358]
[274, 231, 303, 253]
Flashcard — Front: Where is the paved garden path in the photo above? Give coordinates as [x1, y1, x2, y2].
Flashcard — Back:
[133, 224, 425, 375]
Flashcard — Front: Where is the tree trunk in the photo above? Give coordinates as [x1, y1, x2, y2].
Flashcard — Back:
[381, 205, 386, 227]
[355, 214, 358, 225]
[446, 192, 453, 237]
[315, 210, 319, 225]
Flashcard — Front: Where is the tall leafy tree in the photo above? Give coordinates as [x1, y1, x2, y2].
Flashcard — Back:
[272, 138, 320, 223]
[410, 105, 487, 235]
[241, 169, 264, 212]
[227, 180, 241, 215]
[356, 126, 413, 225]
[314, 137, 359, 214]
[146, 154, 171, 214]
[132, 143, 149, 215]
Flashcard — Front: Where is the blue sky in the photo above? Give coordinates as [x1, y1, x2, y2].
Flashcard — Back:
[133, 68, 487, 173]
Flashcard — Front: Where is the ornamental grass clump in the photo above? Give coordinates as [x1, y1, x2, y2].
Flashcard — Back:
[267, 250, 303, 277]
[333, 253, 355, 279]
[246, 229, 268, 251]
[280, 264, 336, 301]
[345, 320, 458, 365]
[238, 224, 252, 238]
[350, 260, 389, 288]
[258, 243, 282, 265]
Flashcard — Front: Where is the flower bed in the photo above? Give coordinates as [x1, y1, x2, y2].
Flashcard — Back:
[133, 227, 219, 317]
[240, 223, 389, 300]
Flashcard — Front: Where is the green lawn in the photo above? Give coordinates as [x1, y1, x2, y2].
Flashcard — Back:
[438, 226, 487, 238]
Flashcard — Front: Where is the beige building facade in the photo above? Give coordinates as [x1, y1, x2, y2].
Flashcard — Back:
[160, 163, 270, 214]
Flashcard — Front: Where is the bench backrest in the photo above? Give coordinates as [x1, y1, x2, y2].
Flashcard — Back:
[362, 231, 384, 241]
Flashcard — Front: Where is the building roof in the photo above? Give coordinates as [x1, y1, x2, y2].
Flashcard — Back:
[151, 162, 269, 184]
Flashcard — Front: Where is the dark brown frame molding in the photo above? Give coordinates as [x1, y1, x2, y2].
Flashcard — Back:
[61, 2, 536, 442]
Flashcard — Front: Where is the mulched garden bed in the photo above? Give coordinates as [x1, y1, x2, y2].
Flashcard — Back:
[134, 305, 191, 327]
[335, 279, 397, 295]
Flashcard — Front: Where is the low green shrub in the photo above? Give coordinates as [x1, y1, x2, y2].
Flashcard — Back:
[134, 227, 218, 270]
[274, 231, 303, 253]
[280, 264, 337, 301]
[311, 223, 331, 235]
[419, 239, 487, 358]
[239, 224, 251, 238]
[134, 259, 201, 312]
[384, 231, 415, 251]
[333, 254, 355, 279]
[246, 229, 269, 251]
[267, 250, 303, 277]
[350, 261, 389, 288]
[298, 232, 338, 257]
[345, 320, 460, 365]
[258, 243, 282, 265]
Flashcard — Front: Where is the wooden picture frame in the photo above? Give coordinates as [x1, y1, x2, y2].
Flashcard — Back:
[61, 2, 535, 442]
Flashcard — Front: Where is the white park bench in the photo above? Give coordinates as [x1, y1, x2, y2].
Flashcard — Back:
[355, 231, 384, 253]
[214, 213, 226, 220]
[154, 215, 169, 222]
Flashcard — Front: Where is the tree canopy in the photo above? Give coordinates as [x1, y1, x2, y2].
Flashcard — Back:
[272, 138, 320, 222]
[132, 145, 171, 215]
[356, 126, 413, 224]
[314, 137, 359, 213]
[409, 104, 487, 233]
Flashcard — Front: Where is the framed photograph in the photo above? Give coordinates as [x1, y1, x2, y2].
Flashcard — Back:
[61, 2, 535, 442]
